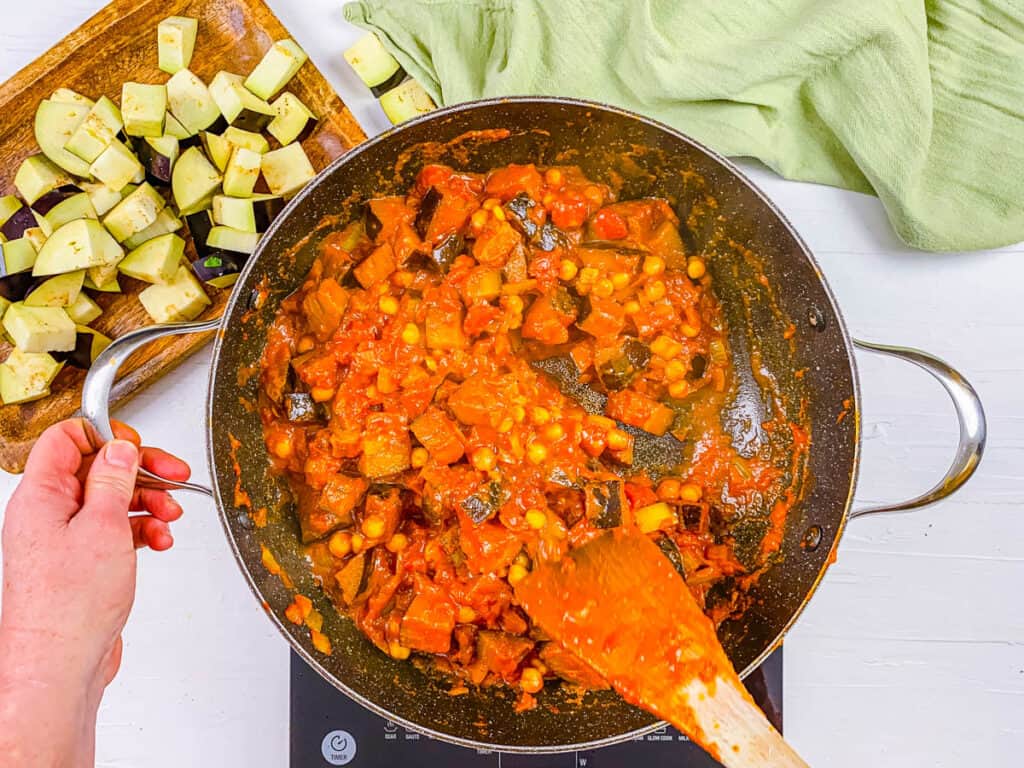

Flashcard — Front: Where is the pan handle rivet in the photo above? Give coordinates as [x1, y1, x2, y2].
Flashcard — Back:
[801, 525, 822, 551]
[807, 306, 826, 332]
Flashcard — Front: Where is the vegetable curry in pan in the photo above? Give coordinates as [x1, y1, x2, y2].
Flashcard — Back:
[258, 162, 800, 711]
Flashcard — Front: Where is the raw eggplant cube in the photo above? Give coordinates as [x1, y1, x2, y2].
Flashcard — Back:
[23, 228, 48, 252]
[79, 182, 124, 217]
[343, 32, 401, 90]
[32, 219, 123, 277]
[163, 113, 195, 141]
[121, 83, 167, 138]
[166, 69, 222, 133]
[183, 210, 215, 252]
[34, 100, 93, 178]
[89, 140, 145, 191]
[207, 225, 259, 254]
[1, 201, 38, 242]
[82, 274, 121, 293]
[212, 194, 282, 233]
[52, 327, 111, 370]
[49, 89, 93, 108]
[122, 208, 182, 250]
[119, 233, 185, 285]
[14, 156, 72, 206]
[261, 143, 315, 198]
[102, 183, 165, 243]
[267, 92, 316, 146]
[43, 193, 98, 230]
[64, 292, 102, 325]
[158, 16, 198, 75]
[223, 126, 269, 154]
[2, 302, 77, 352]
[0, 348, 62, 405]
[24, 269, 85, 308]
[379, 79, 436, 125]
[138, 265, 211, 322]
[200, 131, 232, 172]
[64, 97, 123, 163]
[1, 239, 37, 276]
[133, 135, 180, 185]
[223, 147, 262, 197]
[171, 147, 222, 216]
[209, 72, 275, 132]
[244, 39, 308, 101]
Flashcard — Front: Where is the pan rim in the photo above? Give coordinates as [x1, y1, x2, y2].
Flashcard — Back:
[204, 95, 862, 753]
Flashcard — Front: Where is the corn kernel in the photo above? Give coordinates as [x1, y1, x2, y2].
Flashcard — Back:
[544, 168, 564, 187]
[525, 508, 547, 529]
[527, 442, 548, 464]
[297, 335, 315, 354]
[520, 667, 544, 694]
[491, 206, 506, 221]
[362, 515, 387, 539]
[635, 502, 674, 533]
[504, 295, 524, 314]
[311, 387, 335, 403]
[508, 563, 529, 585]
[578, 266, 599, 285]
[392, 269, 414, 288]
[611, 271, 631, 289]
[411, 447, 429, 468]
[607, 428, 630, 451]
[375, 282, 390, 295]
[679, 483, 703, 503]
[365, 384, 378, 399]
[668, 380, 690, 399]
[651, 335, 683, 359]
[425, 357, 438, 372]
[328, 531, 352, 558]
[680, 323, 700, 338]
[350, 533, 365, 553]
[271, 435, 293, 459]
[687, 257, 707, 280]
[401, 323, 421, 344]
[471, 447, 498, 472]
[512, 405, 527, 423]
[624, 300, 641, 315]
[657, 479, 682, 502]
[457, 605, 478, 623]
[531, 406, 551, 424]
[593, 278, 615, 298]
[644, 280, 667, 301]
[498, 417, 515, 433]
[583, 185, 604, 206]
[558, 260, 579, 281]
[642, 255, 665, 276]
[389, 641, 411, 660]
[665, 359, 688, 381]
[470, 209, 490, 231]
[515, 551, 530, 567]
[379, 295, 399, 315]
[544, 423, 565, 441]
[386, 533, 408, 553]
[482, 198, 500, 211]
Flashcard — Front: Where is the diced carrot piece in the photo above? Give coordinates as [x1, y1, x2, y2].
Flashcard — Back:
[411, 407, 465, 464]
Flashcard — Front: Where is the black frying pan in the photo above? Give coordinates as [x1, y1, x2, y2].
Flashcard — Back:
[81, 98, 986, 752]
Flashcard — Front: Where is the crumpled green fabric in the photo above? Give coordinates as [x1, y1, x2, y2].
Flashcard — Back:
[343, 0, 1024, 252]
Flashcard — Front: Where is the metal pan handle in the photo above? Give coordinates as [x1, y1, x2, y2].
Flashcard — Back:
[81, 318, 223, 497]
[848, 340, 986, 520]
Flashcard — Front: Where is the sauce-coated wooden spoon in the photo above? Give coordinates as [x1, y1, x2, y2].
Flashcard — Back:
[515, 527, 809, 767]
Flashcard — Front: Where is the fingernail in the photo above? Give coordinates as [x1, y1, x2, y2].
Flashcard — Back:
[104, 440, 139, 468]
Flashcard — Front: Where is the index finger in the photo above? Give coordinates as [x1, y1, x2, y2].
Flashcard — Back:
[15, 419, 98, 523]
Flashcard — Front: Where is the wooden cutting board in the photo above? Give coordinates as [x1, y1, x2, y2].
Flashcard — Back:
[0, 0, 367, 473]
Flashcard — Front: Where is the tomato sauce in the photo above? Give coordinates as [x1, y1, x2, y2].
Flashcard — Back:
[258, 163, 794, 706]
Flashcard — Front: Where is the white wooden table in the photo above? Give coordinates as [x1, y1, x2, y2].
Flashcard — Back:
[2, 2, 1022, 765]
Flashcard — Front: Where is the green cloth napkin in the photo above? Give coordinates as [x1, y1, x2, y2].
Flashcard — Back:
[344, 0, 1024, 252]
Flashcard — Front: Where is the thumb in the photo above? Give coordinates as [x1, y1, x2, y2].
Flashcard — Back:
[80, 440, 139, 524]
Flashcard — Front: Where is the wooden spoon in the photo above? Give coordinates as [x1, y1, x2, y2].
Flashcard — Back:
[514, 527, 809, 767]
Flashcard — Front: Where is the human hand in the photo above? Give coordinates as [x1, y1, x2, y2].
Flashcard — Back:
[0, 418, 190, 768]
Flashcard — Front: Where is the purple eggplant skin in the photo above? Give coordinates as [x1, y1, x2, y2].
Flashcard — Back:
[132, 139, 174, 185]
[252, 197, 286, 231]
[191, 250, 244, 283]
[52, 332, 94, 370]
[0, 206, 37, 241]
[184, 210, 215, 256]
[414, 187, 442, 239]
[30, 185, 80, 215]
[369, 68, 408, 99]
[0, 272, 38, 301]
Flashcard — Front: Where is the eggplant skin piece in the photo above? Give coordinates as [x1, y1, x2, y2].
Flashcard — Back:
[51, 332, 93, 370]
[406, 232, 464, 274]
[31, 185, 80, 215]
[653, 532, 687, 578]
[363, 202, 383, 241]
[535, 221, 568, 252]
[414, 187, 442, 239]
[584, 480, 626, 528]
[184, 210, 215, 255]
[284, 391, 327, 423]
[0, 273, 38, 302]
[461, 482, 508, 523]
[191, 250, 245, 283]
[132, 138, 174, 185]
[1, 207, 38, 241]
[503, 193, 539, 238]
[597, 338, 651, 390]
